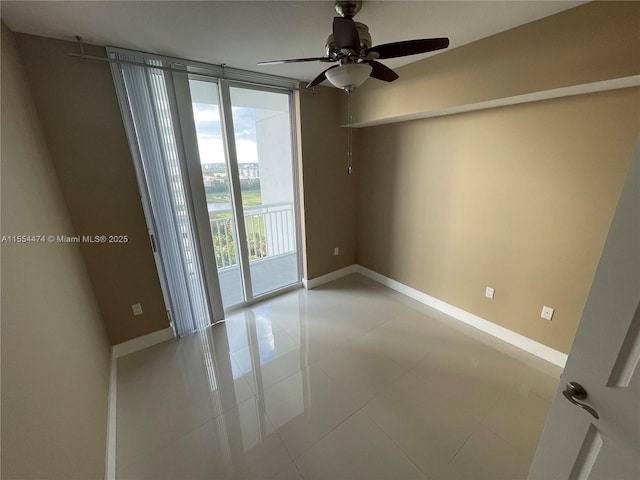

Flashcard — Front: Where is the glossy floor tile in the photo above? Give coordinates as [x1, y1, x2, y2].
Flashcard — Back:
[116, 274, 561, 479]
[294, 411, 426, 479]
[363, 373, 481, 477]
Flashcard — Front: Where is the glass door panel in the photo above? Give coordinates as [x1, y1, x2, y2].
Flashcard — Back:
[229, 86, 300, 296]
[189, 79, 244, 308]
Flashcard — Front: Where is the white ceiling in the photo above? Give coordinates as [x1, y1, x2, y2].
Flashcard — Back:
[1, 1, 586, 83]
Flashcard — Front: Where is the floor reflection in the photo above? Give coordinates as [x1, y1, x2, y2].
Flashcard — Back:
[182, 295, 308, 476]
[116, 274, 561, 479]
[225, 299, 308, 435]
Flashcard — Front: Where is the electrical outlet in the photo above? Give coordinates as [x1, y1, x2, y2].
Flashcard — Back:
[485, 287, 495, 299]
[132, 303, 143, 316]
[334, 247, 339, 256]
[541, 305, 554, 321]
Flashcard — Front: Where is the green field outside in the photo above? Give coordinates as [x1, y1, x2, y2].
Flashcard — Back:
[205, 189, 262, 206]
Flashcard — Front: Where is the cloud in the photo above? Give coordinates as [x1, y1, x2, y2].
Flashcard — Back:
[236, 139, 258, 163]
[196, 137, 225, 164]
[231, 107, 257, 142]
[193, 104, 258, 164]
[192, 106, 221, 123]
[196, 137, 257, 164]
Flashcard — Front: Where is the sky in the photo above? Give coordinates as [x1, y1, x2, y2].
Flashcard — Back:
[192, 103, 258, 164]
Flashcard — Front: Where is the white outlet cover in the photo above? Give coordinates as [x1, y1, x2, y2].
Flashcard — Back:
[541, 305, 554, 321]
[334, 247, 339, 256]
[132, 303, 143, 316]
[485, 287, 495, 299]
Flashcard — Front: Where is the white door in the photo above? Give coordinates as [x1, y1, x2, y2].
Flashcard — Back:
[529, 138, 640, 480]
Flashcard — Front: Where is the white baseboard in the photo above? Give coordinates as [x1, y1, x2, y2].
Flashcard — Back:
[105, 354, 117, 480]
[355, 265, 568, 368]
[303, 264, 358, 289]
[112, 327, 174, 359]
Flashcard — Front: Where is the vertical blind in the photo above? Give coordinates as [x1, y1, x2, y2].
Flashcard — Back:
[110, 53, 211, 336]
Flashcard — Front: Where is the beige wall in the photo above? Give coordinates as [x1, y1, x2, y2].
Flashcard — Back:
[348, 1, 640, 125]
[299, 87, 357, 279]
[352, 0, 640, 355]
[15, 34, 169, 344]
[1, 23, 111, 479]
[357, 88, 640, 354]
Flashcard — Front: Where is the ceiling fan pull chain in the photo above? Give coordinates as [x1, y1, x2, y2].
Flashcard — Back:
[347, 91, 353, 174]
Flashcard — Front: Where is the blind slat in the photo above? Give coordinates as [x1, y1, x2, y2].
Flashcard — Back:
[113, 54, 211, 336]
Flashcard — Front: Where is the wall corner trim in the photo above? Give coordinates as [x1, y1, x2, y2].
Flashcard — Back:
[355, 265, 568, 367]
[303, 264, 359, 289]
[112, 326, 175, 359]
[105, 354, 117, 480]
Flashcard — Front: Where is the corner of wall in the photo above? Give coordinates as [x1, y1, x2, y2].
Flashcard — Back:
[299, 86, 358, 280]
[2, 22, 112, 479]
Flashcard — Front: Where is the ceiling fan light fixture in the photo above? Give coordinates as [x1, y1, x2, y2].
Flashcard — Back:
[325, 63, 372, 91]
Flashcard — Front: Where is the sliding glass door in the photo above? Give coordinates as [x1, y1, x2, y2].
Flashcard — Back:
[228, 86, 299, 297]
[110, 47, 301, 335]
[188, 79, 300, 309]
[189, 80, 245, 307]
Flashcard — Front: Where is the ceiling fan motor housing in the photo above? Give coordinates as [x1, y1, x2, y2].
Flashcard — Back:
[326, 22, 372, 59]
[335, 1, 362, 19]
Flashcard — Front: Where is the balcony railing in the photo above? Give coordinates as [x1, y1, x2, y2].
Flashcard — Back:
[210, 202, 295, 270]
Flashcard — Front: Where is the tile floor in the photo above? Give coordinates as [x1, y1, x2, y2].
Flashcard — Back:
[116, 274, 561, 479]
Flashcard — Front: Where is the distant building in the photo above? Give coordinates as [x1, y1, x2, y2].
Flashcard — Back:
[202, 162, 259, 179]
[239, 163, 259, 179]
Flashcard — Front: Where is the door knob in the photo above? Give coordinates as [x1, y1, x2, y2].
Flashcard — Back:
[562, 381, 599, 419]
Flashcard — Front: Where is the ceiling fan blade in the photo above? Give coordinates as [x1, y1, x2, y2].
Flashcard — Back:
[306, 65, 339, 88]
[366, 60, 399, 82]
[333, 17, 360, 50]
[368, 38, 449, 59]
[258, 57, 333, 66]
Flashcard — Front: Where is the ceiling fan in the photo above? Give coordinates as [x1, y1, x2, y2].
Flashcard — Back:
[258, 1, 450, 92]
